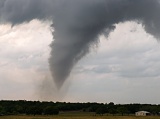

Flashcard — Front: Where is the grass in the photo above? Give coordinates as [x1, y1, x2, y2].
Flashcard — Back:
[0, 112, 160, 119]
[1, 115, 160, 119]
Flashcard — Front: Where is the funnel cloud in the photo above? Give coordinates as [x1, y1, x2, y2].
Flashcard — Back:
[0, 0, 160, 88]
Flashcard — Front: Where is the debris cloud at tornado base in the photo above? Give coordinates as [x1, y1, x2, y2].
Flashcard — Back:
[0, 0, 160, 88]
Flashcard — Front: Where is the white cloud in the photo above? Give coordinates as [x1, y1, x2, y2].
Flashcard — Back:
[0, 21, 160, 104]
[67, 21, 160, 104]
[0, 20, 53, 100]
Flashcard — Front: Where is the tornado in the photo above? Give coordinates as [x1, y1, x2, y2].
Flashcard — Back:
[0, 0, 160, 88]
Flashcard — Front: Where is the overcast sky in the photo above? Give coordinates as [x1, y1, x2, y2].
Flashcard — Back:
[0, 20, 160, 104]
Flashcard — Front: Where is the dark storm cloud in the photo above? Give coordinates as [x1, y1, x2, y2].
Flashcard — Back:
[0, 0, 160, 88]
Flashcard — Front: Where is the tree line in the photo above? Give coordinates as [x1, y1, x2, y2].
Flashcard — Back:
[0, 100, 160, 116]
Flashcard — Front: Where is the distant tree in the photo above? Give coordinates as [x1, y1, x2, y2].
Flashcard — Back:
[108, 102, 117, 115]
[140, 105, 159, 115]
[14, 105, 23, 114]
[0, 106, 3, 113]
[0, 105, 6, 115]
[108, 108, 117, 116]
[117, 106, 128, 116]
[108, 102, 114, 106]
[127, 104, 140, 114]
[35, 107, 43, 115]
[26, 106, 37, 116]
[88, 105, 99, 112]
[96, 107, 105, 115]
[44, 106, 59, 115]
[1, 100, 160, 116]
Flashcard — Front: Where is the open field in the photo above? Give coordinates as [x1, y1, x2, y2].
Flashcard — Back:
[0, 111, 160, 119]
[1, 115, 160, 119]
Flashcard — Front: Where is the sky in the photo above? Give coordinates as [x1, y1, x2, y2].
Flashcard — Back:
[1, 0, 160, 104]
[0, 20, 160, 104]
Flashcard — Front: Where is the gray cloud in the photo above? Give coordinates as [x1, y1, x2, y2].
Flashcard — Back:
[0, 0, 160, 88]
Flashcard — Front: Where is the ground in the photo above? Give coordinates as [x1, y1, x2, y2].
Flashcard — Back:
[1, 112, 160, 119]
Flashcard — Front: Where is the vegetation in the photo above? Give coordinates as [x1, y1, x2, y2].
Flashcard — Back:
[1, 115, 160, 119]
[0, 100, 160, 116]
